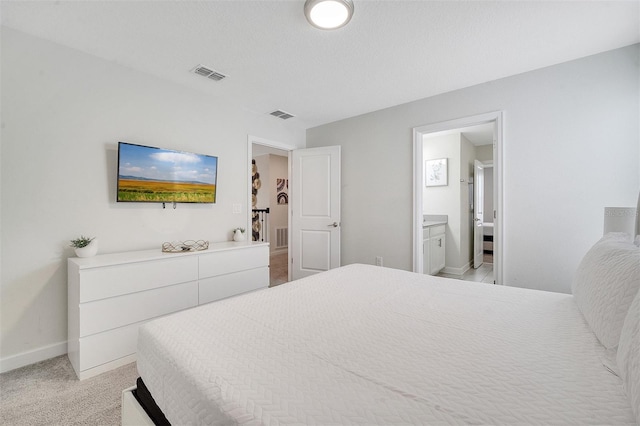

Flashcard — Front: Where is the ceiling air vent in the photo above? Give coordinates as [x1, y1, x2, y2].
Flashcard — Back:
[270, 110, 295, 120]
[191, 64, 226, 82]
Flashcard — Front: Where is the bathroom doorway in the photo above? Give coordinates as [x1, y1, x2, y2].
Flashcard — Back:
[412, 112, 503, 284]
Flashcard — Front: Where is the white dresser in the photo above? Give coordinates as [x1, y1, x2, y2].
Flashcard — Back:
[68, 241, 269, 380]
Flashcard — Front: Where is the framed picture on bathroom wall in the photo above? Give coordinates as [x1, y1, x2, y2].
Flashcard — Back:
[425, 158, 448, 187]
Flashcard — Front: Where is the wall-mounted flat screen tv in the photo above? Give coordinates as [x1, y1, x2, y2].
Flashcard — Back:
[117, 142, 217, 203]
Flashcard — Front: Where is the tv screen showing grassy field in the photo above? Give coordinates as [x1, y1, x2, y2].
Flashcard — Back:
[117, 142, 217, 203]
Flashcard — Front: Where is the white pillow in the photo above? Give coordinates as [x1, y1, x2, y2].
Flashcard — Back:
[572, 233, 640, 349]
[617, 290, 640, 423]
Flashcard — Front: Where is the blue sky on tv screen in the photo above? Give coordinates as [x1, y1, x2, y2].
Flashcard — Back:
[119, 143, 217, 185]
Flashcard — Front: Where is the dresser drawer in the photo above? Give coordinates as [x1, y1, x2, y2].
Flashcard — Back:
[199, 267, 269, 305]
[79, 281, 198, 337]
[78, 322, 140, 371]
[79, 256, 198, 303]
[199, 246, 268, 279]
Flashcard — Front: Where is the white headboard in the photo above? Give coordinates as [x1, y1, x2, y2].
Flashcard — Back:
[636, 190, 640, 237]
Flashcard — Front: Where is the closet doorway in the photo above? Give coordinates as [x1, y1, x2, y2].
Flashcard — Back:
[412, 112, 504, 284]
[249, 136, 293, 287]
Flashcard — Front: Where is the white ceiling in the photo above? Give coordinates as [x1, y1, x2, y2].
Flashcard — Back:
[2, 1, 638, 129]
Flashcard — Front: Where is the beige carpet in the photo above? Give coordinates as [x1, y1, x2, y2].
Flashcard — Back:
[0, 355, 138, 426]
[270, 252, 289, 287]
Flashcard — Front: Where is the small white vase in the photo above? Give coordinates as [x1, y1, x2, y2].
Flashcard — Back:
[75, 239, 98, 258]
[233, 230, 246, 242]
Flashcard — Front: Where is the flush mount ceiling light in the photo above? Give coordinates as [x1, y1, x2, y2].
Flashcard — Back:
[304, 0, 354, 30]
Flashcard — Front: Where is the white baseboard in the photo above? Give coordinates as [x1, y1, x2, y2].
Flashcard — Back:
[0, 341, 67, 374]
[76, 354, 136, 380]
[270, 249, 287, 256]
[442, 262, 471, 276]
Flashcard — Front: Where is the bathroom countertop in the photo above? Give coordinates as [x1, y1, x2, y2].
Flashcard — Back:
[422, 220, 447, 227]
[422, 214, 448, 228]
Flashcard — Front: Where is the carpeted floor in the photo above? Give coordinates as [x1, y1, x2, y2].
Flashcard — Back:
[1, 257, 288, 425]
[270, 252, 289, 287]
[0, 355, 138, 426]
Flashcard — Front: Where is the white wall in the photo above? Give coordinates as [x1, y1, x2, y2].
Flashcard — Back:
[423, 133, 475, 272]
[476, 145, 493, 162]
[0, 28, 306, 368]
[307, 44, 639, 294]
[423, 133, 462, 270]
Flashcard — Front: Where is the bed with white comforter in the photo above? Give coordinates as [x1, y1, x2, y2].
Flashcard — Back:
[136, 233, 640, 425]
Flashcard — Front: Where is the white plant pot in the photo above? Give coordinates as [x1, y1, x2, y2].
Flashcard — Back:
[75, 239, 98, 258]
[233, 230, 246, 242]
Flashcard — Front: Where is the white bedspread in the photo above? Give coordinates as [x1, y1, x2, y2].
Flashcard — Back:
[137, 264, 635, 425]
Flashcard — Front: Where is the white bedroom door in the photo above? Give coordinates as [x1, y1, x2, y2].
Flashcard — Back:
[291, 146, 341, 280]
[473, 160, 484, 269]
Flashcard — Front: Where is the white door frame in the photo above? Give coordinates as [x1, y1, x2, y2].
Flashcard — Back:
[247, 135, 296, 281]
[412, 111, 504, 284]
[473, 159, 485, 269]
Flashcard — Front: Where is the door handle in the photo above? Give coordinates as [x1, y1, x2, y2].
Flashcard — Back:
[328, 222, 339, 228]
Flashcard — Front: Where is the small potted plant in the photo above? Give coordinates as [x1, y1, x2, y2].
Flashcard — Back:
[232, 227, 246, 242]
[70, 236, 98, 258]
